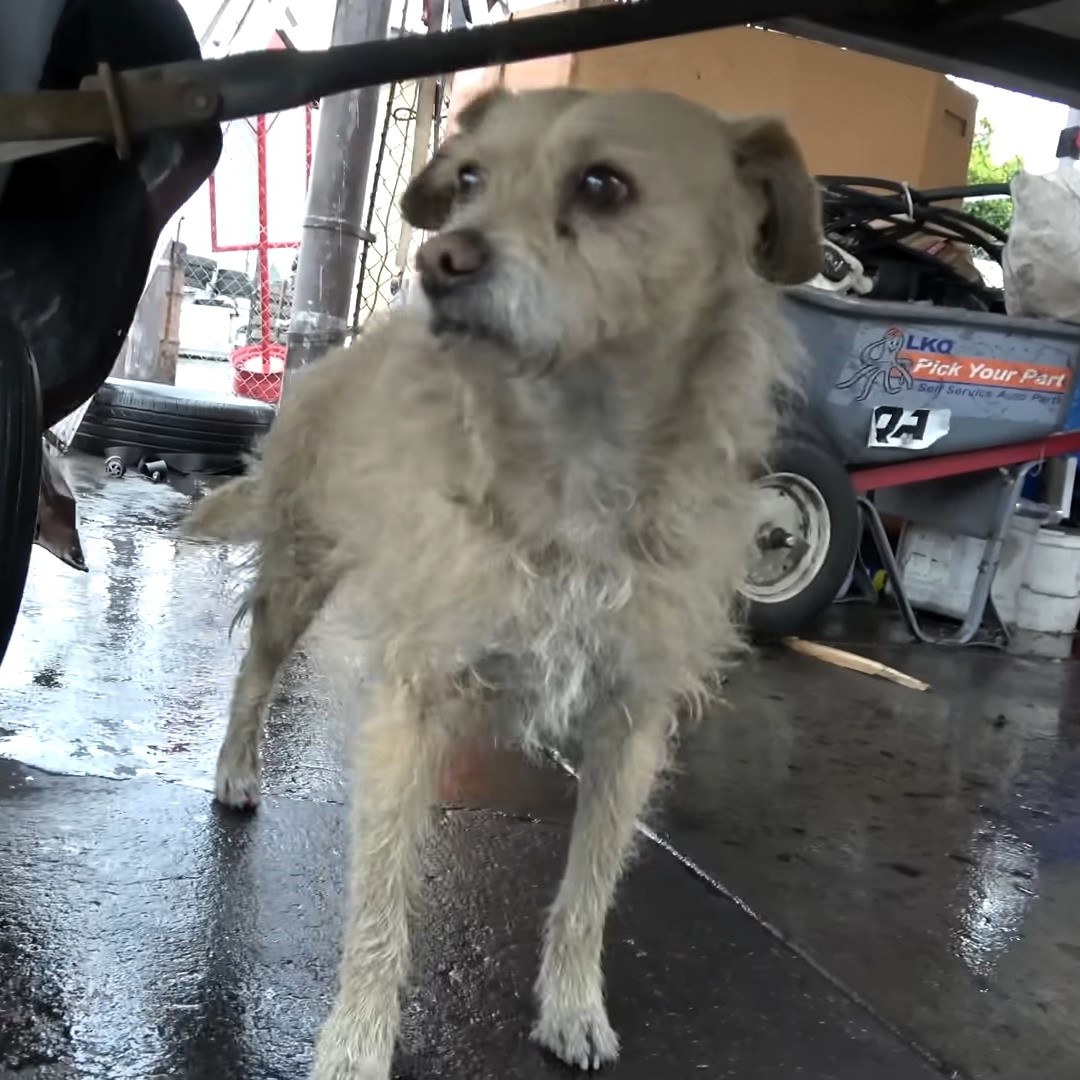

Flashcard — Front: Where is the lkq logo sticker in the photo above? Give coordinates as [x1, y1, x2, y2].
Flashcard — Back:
[869, 405, 951, 450]
[836, 326, 1071, 400]
[836, 327, 913, 401]
[903, 333, 955, 355]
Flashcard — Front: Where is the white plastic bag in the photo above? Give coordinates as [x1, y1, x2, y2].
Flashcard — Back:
[1004, 169, 1080, 323]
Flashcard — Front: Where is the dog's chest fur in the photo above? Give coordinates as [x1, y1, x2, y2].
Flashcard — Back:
[498, 555, 632, 750]
[468, 363, 639, 748]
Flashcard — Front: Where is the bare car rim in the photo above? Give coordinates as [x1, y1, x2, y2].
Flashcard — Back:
[743, 471, 832, 604]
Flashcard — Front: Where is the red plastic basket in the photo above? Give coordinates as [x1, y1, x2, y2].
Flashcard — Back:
[230, 343, 285, 405]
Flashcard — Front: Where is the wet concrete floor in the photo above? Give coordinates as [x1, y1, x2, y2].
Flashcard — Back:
[1, 453, 1078, 1079]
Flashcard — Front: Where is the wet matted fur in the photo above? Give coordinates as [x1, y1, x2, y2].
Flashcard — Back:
[184, 87, 820, 1080]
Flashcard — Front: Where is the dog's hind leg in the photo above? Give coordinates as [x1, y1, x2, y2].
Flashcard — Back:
[312, 676, 449, 1080]
[533, 699, 670, 1071]
[215, 571, 330, 810]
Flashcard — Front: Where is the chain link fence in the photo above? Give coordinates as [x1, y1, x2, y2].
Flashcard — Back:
[352, 81, 421, 328]
[351, 0, 451, 330]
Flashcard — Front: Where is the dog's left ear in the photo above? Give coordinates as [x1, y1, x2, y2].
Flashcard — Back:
[400, 87, 511, 231]
[400, 153, 456, 231]
[732, 117, 822, 285]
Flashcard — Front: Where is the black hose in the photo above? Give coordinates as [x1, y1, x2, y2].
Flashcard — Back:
[816, 176, 1011, 311]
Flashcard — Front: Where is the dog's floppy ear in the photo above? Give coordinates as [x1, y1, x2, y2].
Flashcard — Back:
[400, 87, 511, 231]
[454, 85, 512, 134]
[733, 116, 822, 285]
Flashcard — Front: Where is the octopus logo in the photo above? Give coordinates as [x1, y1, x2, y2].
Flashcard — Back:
[835, 327, 913, 401]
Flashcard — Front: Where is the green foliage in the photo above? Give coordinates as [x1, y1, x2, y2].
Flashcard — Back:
[965, 117, 1024, 238]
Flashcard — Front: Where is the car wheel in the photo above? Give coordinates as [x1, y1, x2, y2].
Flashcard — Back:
[742, 438, 859, 638]
[0, 316, 42, 666]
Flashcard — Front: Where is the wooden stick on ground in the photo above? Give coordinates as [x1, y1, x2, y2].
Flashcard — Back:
[782, 637, 930, 692]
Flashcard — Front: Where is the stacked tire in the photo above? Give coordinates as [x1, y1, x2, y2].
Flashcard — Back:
[74, 378, 274, 472]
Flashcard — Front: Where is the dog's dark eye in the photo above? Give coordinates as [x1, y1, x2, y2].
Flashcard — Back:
[576, 166, 632, 211]
[457, 164, 484, 198]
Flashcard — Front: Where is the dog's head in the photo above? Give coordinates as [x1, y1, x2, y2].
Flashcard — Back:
[402, 88, 820, 369]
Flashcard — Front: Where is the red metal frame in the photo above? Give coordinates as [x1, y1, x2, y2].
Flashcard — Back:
[305, 104, 313, 180]
[850, 430, 1080, 493]
[209, 160, 305, 255]
[255, 112, 272, 360]
[206, 30, 314, 373]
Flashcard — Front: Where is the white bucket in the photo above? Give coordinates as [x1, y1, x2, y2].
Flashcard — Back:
[897, 515, 1040, 626]
[1015, 527, 1080, 634]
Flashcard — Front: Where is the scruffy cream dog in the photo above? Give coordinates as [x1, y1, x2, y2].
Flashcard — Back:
[185, 87, 820, 1080]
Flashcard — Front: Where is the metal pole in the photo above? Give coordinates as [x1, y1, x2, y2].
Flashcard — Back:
[1058, 106, 1080, 173]
[285, 0, 393, 371]
[198, 0, 237, 49]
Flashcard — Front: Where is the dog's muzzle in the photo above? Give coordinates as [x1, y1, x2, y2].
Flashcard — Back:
[415, 228, 510, 346]
[416, 229, 492, 300]
[415, 229, 559, 368]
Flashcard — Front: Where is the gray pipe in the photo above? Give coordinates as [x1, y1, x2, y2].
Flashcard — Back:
[285, 0, 393, 371]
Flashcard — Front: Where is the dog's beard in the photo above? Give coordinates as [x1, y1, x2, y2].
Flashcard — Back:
[429, 308, 512, 350]
[426, 290, 560, 376]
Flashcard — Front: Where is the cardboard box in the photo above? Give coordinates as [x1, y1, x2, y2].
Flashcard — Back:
[450, 6, 977, 191]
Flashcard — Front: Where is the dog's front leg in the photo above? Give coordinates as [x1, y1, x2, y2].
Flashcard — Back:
[533, 699, 670, 1071]
[313, 677, 448, 1080]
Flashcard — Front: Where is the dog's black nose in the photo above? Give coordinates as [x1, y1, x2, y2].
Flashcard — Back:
[416, 229, 491, 295]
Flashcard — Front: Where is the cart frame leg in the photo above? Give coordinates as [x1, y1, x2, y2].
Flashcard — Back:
[858, 462, 1038, 648]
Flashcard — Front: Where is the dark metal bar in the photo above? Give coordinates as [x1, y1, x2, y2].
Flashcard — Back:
[929, 0, 1051, 34]
[107, 0, 836, 127]
[771, 15, 1080, 107]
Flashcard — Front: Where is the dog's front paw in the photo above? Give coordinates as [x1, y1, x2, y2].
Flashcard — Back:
[532, 1004, 620, 1072]
[310, 1010, 392, 1080]
[310, 1057, 388, 1080]
[214, 744, 261, 810]
[310, 1058, 388, 1080]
